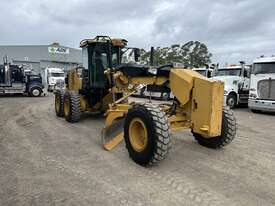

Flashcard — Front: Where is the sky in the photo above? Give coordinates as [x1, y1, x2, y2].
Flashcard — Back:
[1, 0, 275, 65]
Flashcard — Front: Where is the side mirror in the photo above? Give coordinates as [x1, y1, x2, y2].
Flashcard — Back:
[134, 48, 140, 62]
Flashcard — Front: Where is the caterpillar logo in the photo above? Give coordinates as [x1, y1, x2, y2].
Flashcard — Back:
[48, 47, 69, 54]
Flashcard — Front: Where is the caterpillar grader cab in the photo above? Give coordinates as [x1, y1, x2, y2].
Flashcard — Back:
[55, 35, 237, 166]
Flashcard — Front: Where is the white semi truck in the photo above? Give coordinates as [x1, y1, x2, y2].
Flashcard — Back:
[44, 68, 65, 92]
[248, 56, 275, 112]
[211, 63, 251, 108]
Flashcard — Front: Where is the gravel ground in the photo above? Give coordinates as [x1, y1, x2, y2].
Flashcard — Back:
[0, 95, 274, 206]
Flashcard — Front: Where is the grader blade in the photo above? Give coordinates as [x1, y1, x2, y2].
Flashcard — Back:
[101, 118, 125, 151]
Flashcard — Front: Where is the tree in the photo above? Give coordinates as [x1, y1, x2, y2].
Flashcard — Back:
[139, 41, 212, 68]
[181, 41, 212, 68]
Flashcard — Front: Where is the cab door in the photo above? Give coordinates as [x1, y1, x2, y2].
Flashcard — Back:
[88, 46, 109, 89]
[242, 68, 251, 91]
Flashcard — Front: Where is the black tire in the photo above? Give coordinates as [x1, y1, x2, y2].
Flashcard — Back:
[55, 90, 65, 117]
[64, 91, 81, 123]
[192, 107, 236, 149]
[124, 103, 172, 166]
[226, 94, 237, 108]
[29, 86, 42, 97]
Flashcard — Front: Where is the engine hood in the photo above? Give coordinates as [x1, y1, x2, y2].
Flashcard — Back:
[211, 76, 241, 83]
[211, 76, 241, 93]
[49, 77, 65, 85]
[251, 73, 275, 81]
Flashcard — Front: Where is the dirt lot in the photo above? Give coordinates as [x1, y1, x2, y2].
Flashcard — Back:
[0, 95, 274, 206]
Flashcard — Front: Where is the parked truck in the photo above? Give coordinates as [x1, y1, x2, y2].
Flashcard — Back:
[0, 58, 44, 96]
[193, 67, 214, 78]
[44, 67, 65, 92]
[211, 62, 251, 108]
[249, 56, 275, 112]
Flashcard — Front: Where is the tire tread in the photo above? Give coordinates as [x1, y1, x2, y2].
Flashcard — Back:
[64, 91, 81, 123]
[193, 107, 236, 149]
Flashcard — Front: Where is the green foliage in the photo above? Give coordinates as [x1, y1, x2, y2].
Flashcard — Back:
[139, 41, 212, 68]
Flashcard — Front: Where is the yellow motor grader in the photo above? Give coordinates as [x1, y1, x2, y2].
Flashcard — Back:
[54, 35, 236, 166]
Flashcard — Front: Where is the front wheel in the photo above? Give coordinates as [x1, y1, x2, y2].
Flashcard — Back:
[192, 107, 237, 149]
[124, 103, 172, 166]
[226, 94, 237, 108]
[29, 86, 42, 97]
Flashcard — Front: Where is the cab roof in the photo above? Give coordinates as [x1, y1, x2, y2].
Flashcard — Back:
[80, 36, 128, 48]
[221, 65, 250, 70]
[253, 56, 275, 63]
[193, 67, 213, 71]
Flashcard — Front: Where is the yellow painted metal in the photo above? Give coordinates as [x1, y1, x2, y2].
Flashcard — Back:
[191, 77, 224, 137]
[101, 104, 132, 151]
[169, 115, 191, 131]
[169, 69, 194, 105]
[112, 67, 224, 138]
[64, 97, 70, 117]
[63, 35, 225, 148]
[80, 37, 127, 48]
[113, 91, 134, 105]
[101, 92, 114, 111]
[105, 110, 125, 127]
[92, 92, 113, 112]
[67, 69, 82, 91]
[114, 71, 129, 88]
[103, 132, 124, 151]
[80, 96, 88, 111]
[167, 68, 223, 137]
[111, 38, 128, 47]
[105, 104, 131, 126]
[128, 117, 148, 152]
[129, 76, 168, 86]
[114, 72, 168, 88]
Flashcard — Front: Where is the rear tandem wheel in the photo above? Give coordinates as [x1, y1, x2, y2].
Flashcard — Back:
[55, 90, 65, 117]
[63, 91, 81, 123]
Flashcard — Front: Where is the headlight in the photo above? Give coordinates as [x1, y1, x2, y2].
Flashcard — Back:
[148, 68, 157, 75]
[233, 80, 238, 85]
[224, 90, 228, 95]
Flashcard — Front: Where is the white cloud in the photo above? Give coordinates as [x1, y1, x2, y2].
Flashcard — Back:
[1, 0, 275, 64]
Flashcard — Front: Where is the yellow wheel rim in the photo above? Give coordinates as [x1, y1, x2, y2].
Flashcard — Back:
[55, 95, 61, 113]
[64, 97, 70, 117]
[129, 117, 148, 152]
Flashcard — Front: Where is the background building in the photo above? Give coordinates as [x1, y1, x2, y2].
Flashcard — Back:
[0, 43, 82, 75]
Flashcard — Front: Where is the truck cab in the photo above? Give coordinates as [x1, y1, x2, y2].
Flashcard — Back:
[249, 56, 275, 112]
[45, 67, 65, 92]
[211, 64, 251, 108]
[193, 67, 213, 78]
[0, 62, 44, 96]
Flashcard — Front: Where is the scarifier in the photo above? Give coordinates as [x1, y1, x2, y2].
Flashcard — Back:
[54, 36, 237, 166]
